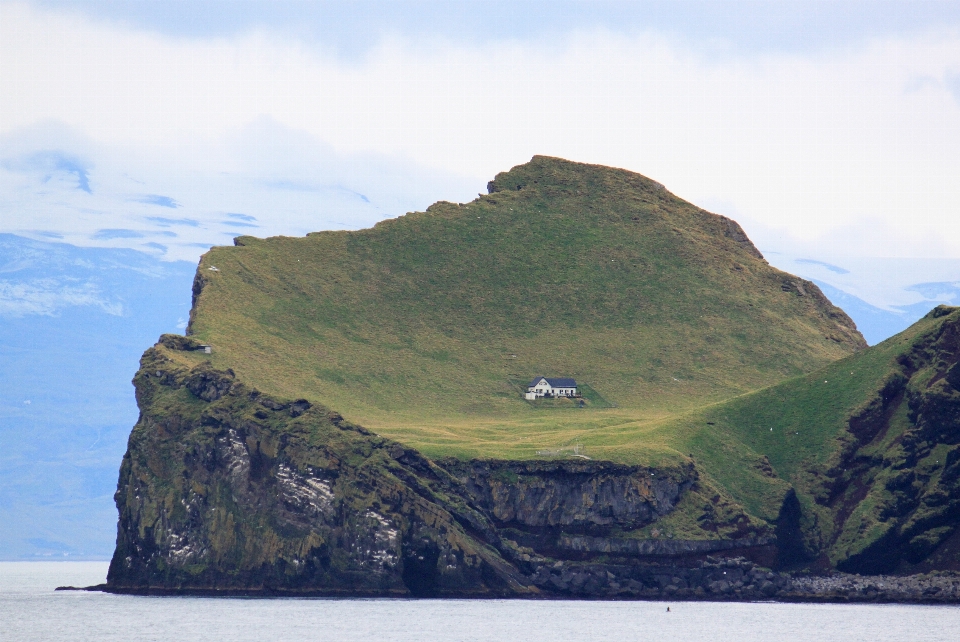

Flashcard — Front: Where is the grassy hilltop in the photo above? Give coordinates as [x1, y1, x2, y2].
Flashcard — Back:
[183, 156, 863, 469]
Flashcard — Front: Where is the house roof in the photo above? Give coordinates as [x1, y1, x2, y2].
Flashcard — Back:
[528, 377, 577, 388]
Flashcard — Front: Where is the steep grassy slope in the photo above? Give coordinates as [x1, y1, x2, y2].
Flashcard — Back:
[658, 306, 960, 571]
[185, 156, 863, 464]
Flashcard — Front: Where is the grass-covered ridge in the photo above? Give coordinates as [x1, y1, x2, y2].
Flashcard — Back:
[661, 306, 960, 571]
[185, 156, 863, 466]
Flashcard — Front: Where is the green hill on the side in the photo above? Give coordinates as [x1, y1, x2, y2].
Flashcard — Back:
[183, 156, 863, 464]
[659, 306, 960, 571]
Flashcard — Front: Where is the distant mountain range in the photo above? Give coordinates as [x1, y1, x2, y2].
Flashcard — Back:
[811, 279, 956, 346]
[0, 235, 194, 559]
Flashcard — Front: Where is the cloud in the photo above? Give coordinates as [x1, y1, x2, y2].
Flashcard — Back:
[26, 0, 960, 58]
[5, 5, 960, 354]
[906, 281, 960, 302]
[0, 279, 123, 317]
[147, 217, 198, 227]
[2, 150, 92, 193]
[3, 2, 960, 264]
[769, 253, 960, 310]
[0, 116, 479, 261]
[91, 229, 145, 240]
[795, 259, 851, 275]
[134, 194, 179, 208]
[944, 71, 960, 102]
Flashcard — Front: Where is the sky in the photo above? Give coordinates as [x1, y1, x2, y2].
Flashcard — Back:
[0, 234, 195, 559]
[3, 0, 960, 308]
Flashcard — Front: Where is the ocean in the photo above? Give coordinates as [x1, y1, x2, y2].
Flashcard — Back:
[3, 562, 960, 641]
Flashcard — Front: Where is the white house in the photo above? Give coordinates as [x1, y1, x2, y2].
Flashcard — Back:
[525, 377, 578, 400]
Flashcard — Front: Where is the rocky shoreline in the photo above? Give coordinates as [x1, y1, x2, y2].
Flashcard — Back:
[525, 555, 787, 600]
[526, 555, 960, 603]
[782, 570, 960, 603]
[64, 555, 960, 603]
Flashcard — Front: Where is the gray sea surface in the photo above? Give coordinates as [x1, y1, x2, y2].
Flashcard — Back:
[3, 562, 960, 641]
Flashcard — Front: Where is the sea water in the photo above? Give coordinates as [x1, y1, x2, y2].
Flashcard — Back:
[3, 562, 960, 642]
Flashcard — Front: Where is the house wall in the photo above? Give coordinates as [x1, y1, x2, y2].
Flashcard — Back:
[527, 384, 578, 399]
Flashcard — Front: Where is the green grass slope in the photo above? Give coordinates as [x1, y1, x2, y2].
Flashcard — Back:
[186, 156, 863, 466]
[660, 306, 960, 571]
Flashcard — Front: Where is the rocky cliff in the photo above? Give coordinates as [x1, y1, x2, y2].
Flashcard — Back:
[109, 337, 525, 596]
[105, 336, 782, 597]
[678, 305, 960, 578]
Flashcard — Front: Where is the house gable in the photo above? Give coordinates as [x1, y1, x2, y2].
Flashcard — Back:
[528, 377, 550, 389]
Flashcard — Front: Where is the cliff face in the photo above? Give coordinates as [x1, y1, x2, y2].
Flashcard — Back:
[109, 338, 529, 596]
[106, 156, 873, 596]
[445, 459, 691, 531]
[108, 336, 735, 596]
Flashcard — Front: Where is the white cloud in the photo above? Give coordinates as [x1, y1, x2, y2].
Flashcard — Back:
[0, 116, 479, 261]
[0, 279, 123, 317]
[2, 2, 960, 265]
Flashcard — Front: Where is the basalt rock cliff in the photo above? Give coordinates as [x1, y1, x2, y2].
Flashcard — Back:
[108, 336, 744, 596]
